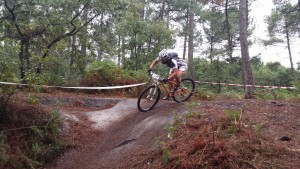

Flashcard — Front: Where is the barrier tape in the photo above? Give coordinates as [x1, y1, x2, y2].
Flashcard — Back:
[0, 81, 147, 90]
[196, 81, 296, 90]
[0, 80, 296, 90]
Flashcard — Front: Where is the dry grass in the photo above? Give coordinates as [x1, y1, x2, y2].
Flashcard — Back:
[123, 100, 300, 169]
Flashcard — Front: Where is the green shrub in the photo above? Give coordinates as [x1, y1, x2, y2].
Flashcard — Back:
[82, 61, 135, 86]
[29, 111, 65, 165]
[225, 110, 243, 136]
[193, 88, 217, 100]
[80, 61, 149, 96]
[0, 134, 8, 166]
[254, 89, 275, 99]
[220, 89, 244, 99]
[225, 110, 242, 122]
[292, 80, 300, 90]
[0, 100, 66, 169]
[254, 88, 298, 100]
[27, 93, 39, 105]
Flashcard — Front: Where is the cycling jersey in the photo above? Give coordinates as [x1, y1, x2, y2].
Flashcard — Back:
[155, 52, 187, 71]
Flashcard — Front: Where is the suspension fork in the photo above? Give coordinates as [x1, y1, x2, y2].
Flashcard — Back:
[148, 84, 159, 99]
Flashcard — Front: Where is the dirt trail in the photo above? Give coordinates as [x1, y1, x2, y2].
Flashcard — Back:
[43, 98, 188, 169]
[41, 95, 300, 169]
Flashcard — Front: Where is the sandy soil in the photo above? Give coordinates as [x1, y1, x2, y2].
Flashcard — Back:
[39, 93, 300, 169]
[41, 94, 188, 169]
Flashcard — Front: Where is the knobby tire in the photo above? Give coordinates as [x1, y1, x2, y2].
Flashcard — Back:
[173, 78, 195, 103]
[137, 85, 161, 112]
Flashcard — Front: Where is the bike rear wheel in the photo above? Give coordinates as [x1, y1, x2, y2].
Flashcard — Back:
[137, 85, 161, 112]
[173, 78, 195, 103]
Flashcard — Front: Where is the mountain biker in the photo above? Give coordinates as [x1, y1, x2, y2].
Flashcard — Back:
[148, 49, 188, 100]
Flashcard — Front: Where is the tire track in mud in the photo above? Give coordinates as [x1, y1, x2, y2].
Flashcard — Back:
[45, 98, 189, 169]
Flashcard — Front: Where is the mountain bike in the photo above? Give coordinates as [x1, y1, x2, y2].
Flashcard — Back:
[137, 71, 195, 112]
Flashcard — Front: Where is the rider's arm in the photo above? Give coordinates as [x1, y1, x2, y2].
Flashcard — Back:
[168, 68, 178, 79]
[171, 58, 178, 69]
[149, 58, 159, 69]
[168, 59, 179, 79]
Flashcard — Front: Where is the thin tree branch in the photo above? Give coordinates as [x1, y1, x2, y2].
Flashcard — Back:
[42, 0, 98, 59]
[3, 0, 24, 37]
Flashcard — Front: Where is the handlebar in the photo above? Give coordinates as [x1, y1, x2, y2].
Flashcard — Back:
[149, 70, 153, 76]
[149, 71, 164, 82]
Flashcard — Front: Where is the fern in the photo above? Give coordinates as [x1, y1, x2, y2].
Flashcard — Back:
[0, 134, 8, 166]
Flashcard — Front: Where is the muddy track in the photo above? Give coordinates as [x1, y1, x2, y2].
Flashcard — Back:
[39, 95, 300, 169]
[43, 98, 189, 169]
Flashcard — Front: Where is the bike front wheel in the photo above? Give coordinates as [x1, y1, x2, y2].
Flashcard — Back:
[137, 85, 161, 112]
[173, 78, 195, 103]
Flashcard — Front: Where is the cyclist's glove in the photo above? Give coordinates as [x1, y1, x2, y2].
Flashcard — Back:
[162, 78, 169, 83]
[147, 68, 152, 75]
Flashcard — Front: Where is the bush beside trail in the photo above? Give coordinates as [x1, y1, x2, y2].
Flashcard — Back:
[124, 100, 300, 169]
[0, 94, 66, 169]
[79, 61, 148, 97]
[80, 61, 147, 87]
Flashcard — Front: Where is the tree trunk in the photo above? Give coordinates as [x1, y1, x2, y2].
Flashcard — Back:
[80, 5, 89, 72]
[225, 0, 234, 76]
[298, 0, 300, 18]
[285, 28, 296, 79]
[188, 0, 195, 80]
[98, 11, 105, 60]
[239, 0, 254, 99]
[19, 39, 30, 82]
[19, 41, 26, 80]
[137, 44, 142, 66]
[217, 56, 221, 93]
[166, 1, 170, 27]
[298, 0, 300, 35]
[183, 9, 189, 60]
[24, 39, 30, 72]
[183, 32, 187, 60]
[225, 0, 233, 64]
[121, 35, 126, 66]
[68, 36, 76, 85]
[81, 8, 88, 58]
[298, 0, 300, 16]
[140, 0, 145, 20]
[134, 33, 138, 71]
[118, 35, 121, 66]
[160, 0, 166, 20]
[209, 37, 213, 64]
[147, 37, 152, 59]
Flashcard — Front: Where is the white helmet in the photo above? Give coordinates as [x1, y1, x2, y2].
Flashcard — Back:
[158, 49, 168, 60]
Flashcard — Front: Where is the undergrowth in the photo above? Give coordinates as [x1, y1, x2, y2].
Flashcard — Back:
[194, 84, 299, 100]
[0, 93, 66, 169]
[126, 102, 294, 169]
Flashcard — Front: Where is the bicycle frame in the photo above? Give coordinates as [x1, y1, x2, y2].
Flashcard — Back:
[149, 72, 177, 97]
[137, 71, 195, 112]
[160, 80, 178, 97]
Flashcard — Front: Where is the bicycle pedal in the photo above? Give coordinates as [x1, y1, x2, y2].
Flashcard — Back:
[163, 96, 170, 100]
[171, 86, 179, 93]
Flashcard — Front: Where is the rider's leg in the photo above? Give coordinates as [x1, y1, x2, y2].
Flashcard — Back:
[175, 64, 187, 87]
[170, 70, 184, 94]
[168, 69, 175, 92]
[164, 79, 176, 100]
[175, 70, 184, 86]
[164, 69, 174, 100]
[165, 69, 184, 98]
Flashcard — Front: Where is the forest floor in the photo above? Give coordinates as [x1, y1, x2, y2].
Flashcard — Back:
[3, 91, 297, 169]
[35, 91, 300, 169]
